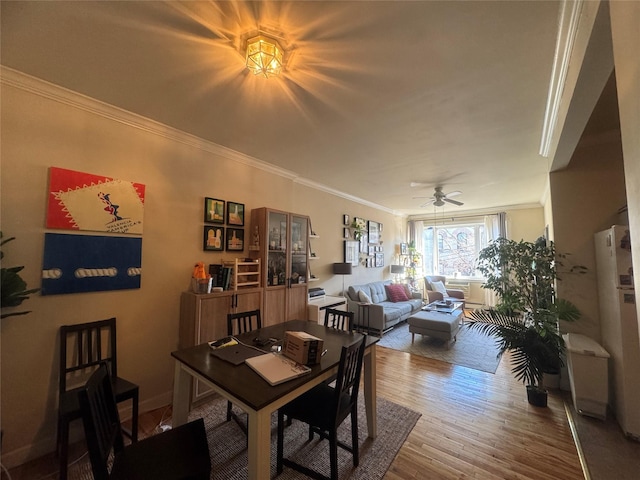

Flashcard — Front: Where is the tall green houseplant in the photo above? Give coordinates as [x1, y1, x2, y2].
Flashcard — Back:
[1, 232, 39, 318]
[468, 237, 581, 406]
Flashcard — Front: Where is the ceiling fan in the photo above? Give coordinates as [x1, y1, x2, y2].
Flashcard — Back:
[415, 186, 464, 207]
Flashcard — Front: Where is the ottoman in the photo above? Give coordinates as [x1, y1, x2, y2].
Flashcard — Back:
[408, 310, 462, 349]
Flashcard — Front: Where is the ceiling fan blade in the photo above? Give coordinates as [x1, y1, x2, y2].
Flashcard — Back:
[420, 199, 436, 208]
[444, 197, 464, 206]
[445, 191, 462, 198]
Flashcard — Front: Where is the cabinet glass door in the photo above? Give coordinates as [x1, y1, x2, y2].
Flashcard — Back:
[267, 211, 287, 286]
[289, 215, 308, 285]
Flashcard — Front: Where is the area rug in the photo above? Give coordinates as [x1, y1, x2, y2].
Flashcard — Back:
[378, 321, 502, 374]
[67, 394, 420, 480]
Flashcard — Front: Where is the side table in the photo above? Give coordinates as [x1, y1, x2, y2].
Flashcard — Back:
[357, 302, 371, 334]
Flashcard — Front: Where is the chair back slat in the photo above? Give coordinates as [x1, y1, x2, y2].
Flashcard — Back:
[78, 362, 125, 480]
[324, 308, 354, 332]
[227, 310, 262, 336]
[60, 318, 118, 392]
[333, 335, 366, 416]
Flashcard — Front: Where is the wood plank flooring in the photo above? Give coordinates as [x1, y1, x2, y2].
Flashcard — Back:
[4, 345, 584, 480]
[375, 345, 583, 480]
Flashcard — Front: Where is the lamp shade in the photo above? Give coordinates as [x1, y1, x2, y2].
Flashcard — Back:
[332, 263, 353, 275]
[390, 264, 405, 274]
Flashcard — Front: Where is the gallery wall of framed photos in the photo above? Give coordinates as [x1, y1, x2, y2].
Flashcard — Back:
[203, 197, 245, 252]
[342, 214, 383, 268]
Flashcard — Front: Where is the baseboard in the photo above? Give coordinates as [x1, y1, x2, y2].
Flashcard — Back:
[0, 391, 173, 469]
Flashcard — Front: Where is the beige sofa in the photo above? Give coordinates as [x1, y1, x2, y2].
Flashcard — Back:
[346, 280, 423, 336]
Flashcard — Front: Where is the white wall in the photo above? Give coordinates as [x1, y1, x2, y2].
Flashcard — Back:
[551, 132, 627, 342]
[0, 74, 402, 466]
[507, 208, 545, 242]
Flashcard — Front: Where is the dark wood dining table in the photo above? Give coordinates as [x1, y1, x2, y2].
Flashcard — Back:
[171, 319, 379, 480]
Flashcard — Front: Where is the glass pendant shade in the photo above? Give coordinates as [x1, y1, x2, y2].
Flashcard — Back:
[246, 35, 283, 78]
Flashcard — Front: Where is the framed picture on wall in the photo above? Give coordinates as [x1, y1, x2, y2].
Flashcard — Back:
[343, 214, 349, 226]
[359, 233, 368, 253]
[375, 252, 384, 268]
[368, 221, 379, 244]
[400, 242, 408, 255]
[227, 201, 245, 226]
[203, 225, 224, 251]
[344, 240, 359, 267]
[226, 228, 244, 251]
[204, 197, 225, 224]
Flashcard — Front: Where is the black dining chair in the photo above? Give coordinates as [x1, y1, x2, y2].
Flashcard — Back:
[323, 308, 355, 385]
[277, 335, 366, 480]
[226, 309, 262, 434]
[79, 363, 211, 480]
[57, 318, 139, 480]
[324, 308, 354, 332]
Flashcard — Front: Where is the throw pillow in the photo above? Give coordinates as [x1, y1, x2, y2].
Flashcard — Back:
[431, 280, 447, 294]
[402, 284, 412, 299]
[385, 283, 410, 302]
[358, 290, 372, 303]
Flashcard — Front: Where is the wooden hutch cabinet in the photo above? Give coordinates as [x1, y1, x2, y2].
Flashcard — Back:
[249, 207, 309, 326]
[179, 284, 262, 402]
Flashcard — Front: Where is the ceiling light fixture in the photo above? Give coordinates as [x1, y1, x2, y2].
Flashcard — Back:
[245, 34, 283, 78]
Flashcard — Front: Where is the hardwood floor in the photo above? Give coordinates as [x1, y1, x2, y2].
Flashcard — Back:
[375, 346, 583, 480]
[4, 346, 584, 480]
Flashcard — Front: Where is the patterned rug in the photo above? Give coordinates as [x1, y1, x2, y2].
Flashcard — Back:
[377, 321, 503, 374]
[68, 393, 420, 480]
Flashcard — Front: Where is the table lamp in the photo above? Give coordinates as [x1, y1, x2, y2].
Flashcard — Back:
[390, 264, 405, 283]
[332, 262, 353, 297]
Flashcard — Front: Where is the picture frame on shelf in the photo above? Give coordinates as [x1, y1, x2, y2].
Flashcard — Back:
[344, 240, 359, 267]
[227, 201, 245, 226]
[226, 228, 244, 251]
[368, 220, 380, 244]
[343, 214, 349, 226]
[203, 225, 224, 251]
[204, 197, 225, 224]
[343, 228, 350, 239]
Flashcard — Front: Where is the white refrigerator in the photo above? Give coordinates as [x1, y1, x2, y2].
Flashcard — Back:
[594, 225, 639, 439]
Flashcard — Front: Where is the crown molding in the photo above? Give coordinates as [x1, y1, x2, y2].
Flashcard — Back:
[1, 66, 397, 215]
[539, 0, 585, 158]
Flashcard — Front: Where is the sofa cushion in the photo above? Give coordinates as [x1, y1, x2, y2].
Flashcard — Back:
[349, 281, 389, 303]
[385, 284, 410, 302]
[358, 290, 372, 303]
[431, 280, 448, 294]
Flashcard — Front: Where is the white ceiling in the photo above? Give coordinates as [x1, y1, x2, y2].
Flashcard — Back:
[2, 1, 575, 216]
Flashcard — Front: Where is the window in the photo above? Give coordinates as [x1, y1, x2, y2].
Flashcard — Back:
[422, 223, 486, 277]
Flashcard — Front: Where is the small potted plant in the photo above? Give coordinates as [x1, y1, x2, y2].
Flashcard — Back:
[1, 232, 39, 319]
[349, 218, 367, 241]
[467, 237, 582, 406]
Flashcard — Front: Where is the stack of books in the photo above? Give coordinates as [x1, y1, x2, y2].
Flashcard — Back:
[208, 264, 233, 290]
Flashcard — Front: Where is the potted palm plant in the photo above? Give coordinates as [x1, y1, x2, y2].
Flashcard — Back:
[467, 237, 582, 406]
[1, 232, 39, 319]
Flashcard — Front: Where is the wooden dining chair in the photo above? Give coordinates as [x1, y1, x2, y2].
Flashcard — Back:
[226, 309, 262, 434]
[57, 318, 139, 480]
[277, 335, 366, 480]
[79, 363, 211, 480]
[324, 308, 354, 332]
